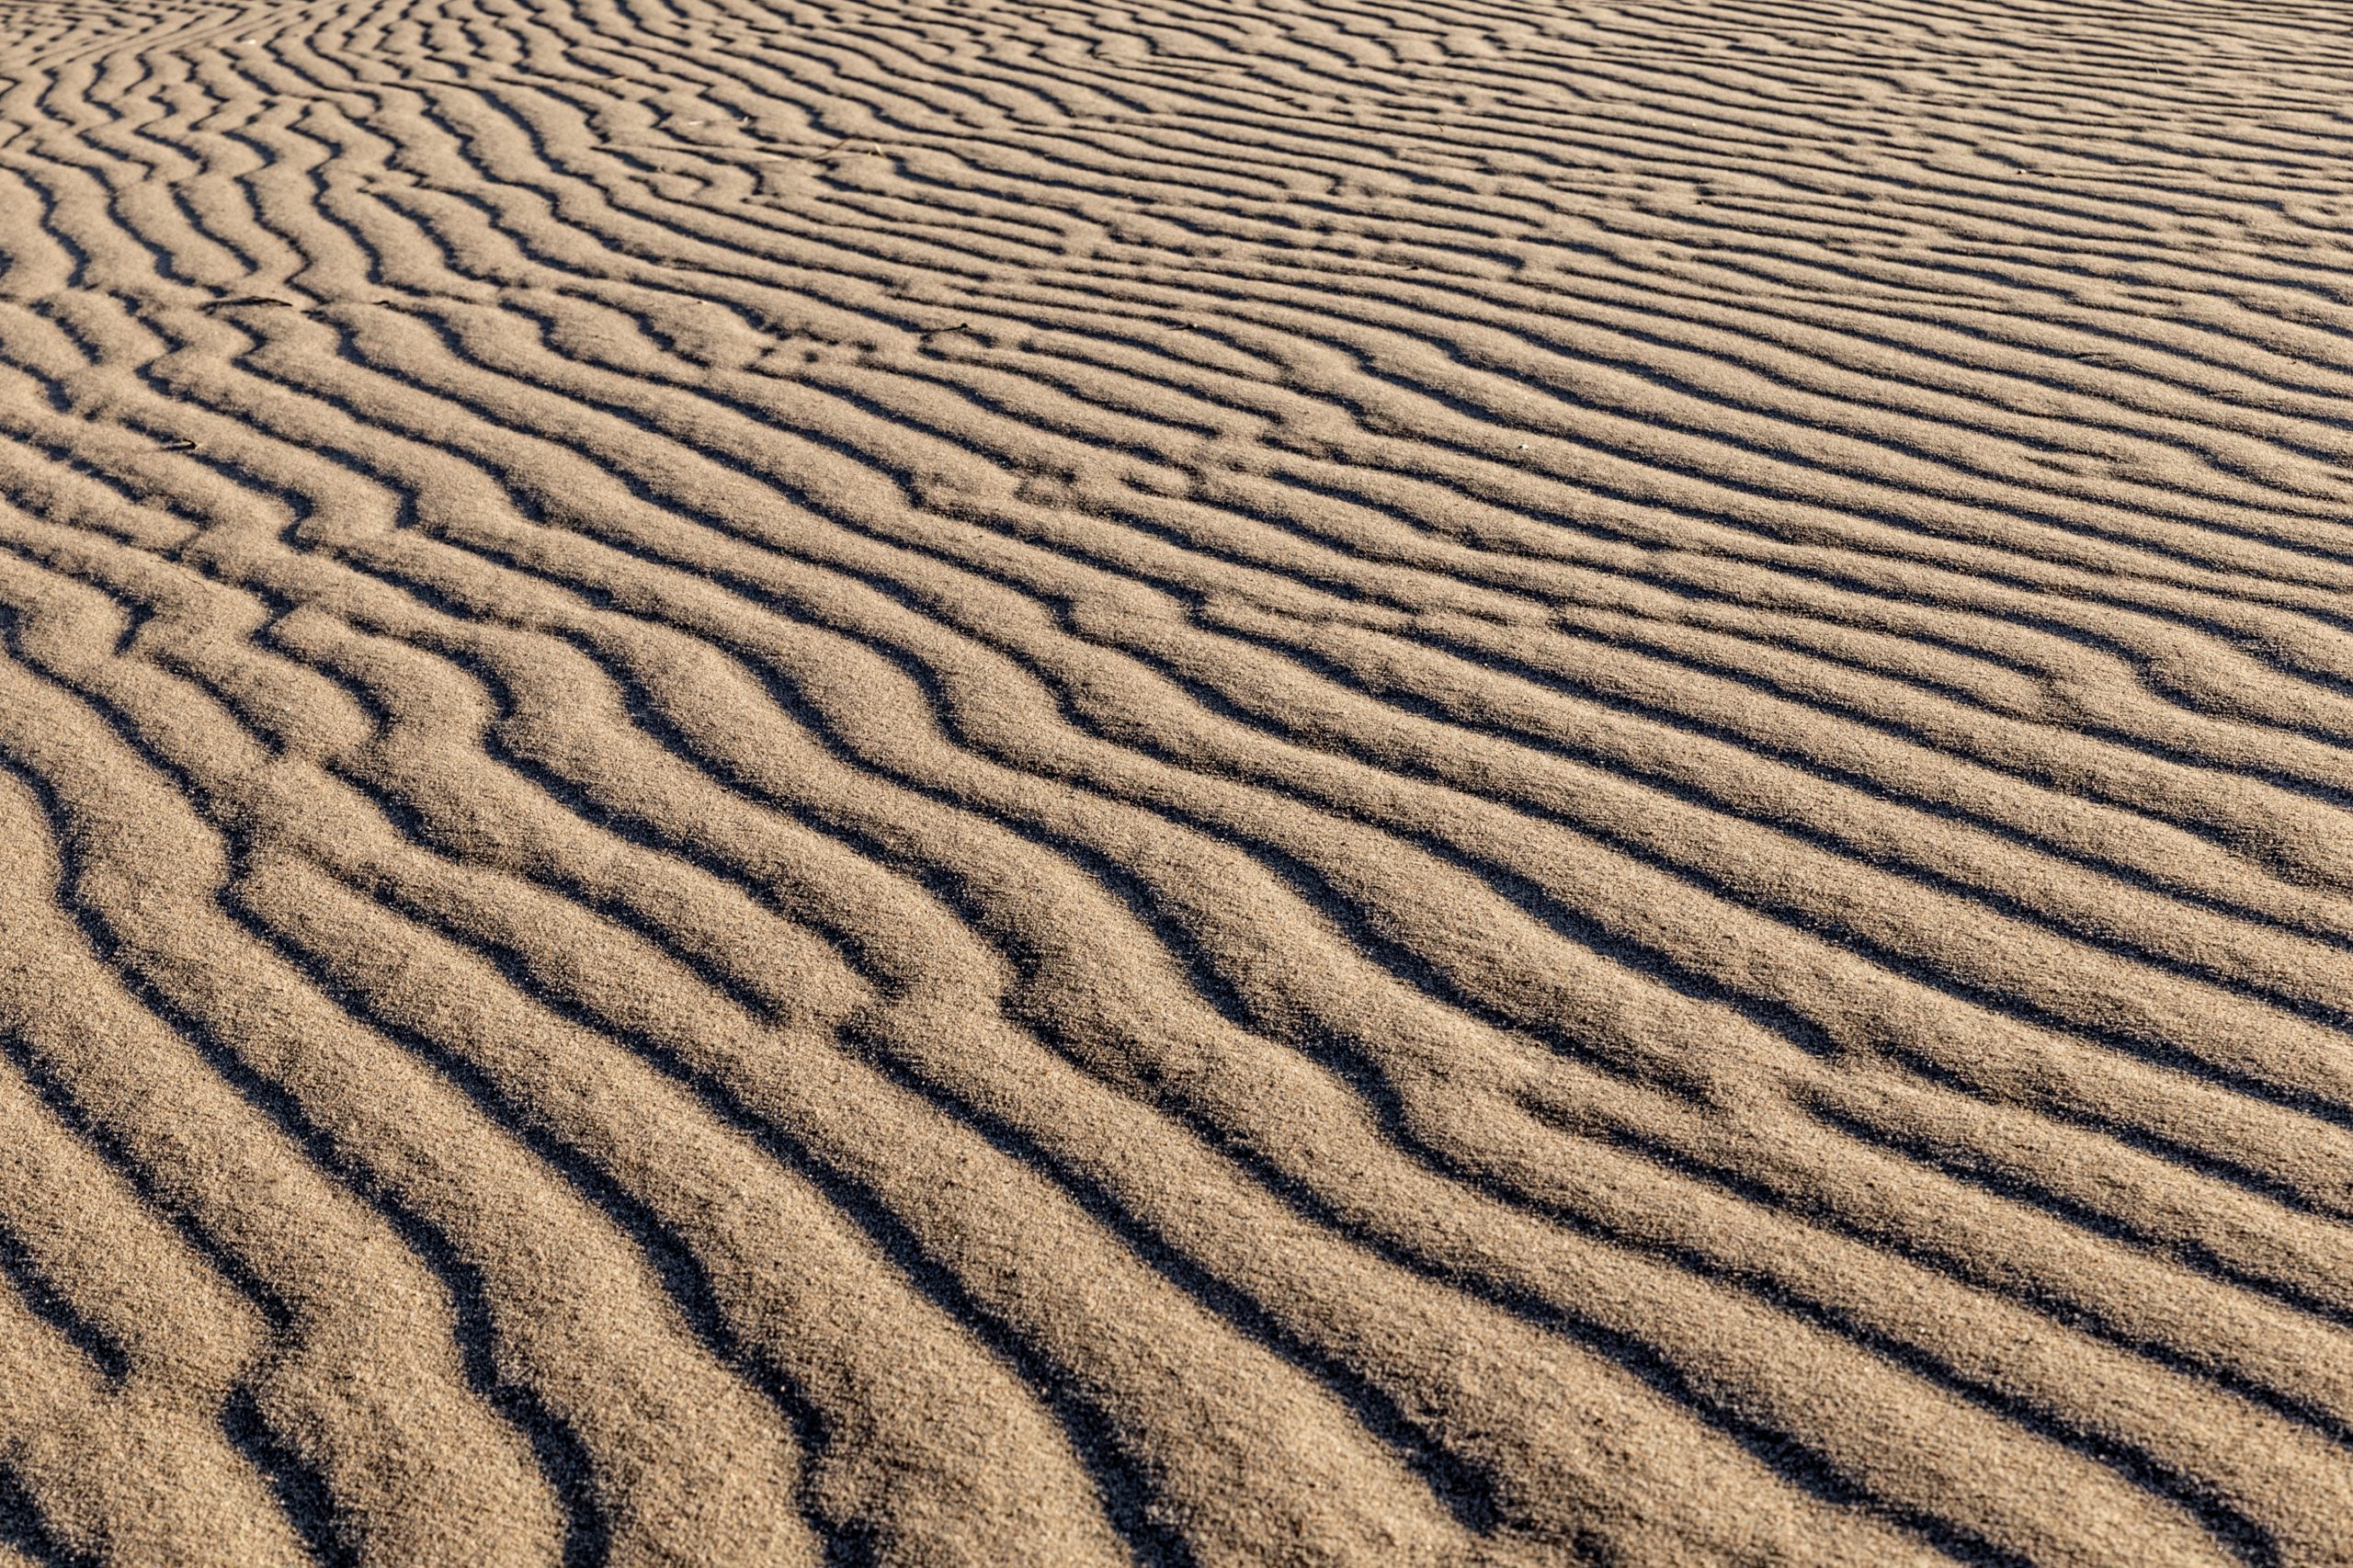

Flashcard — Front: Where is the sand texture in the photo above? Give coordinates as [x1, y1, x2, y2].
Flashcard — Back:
[1, 0, 2351, 1562]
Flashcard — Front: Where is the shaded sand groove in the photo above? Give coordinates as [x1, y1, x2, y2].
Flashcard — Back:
[3, 0, 2353, 1561]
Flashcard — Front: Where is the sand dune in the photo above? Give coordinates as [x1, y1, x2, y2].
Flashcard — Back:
[1, 0, 2351, 1562]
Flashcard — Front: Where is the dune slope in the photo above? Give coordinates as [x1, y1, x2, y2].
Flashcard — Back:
[4, 0, 2353, 1562]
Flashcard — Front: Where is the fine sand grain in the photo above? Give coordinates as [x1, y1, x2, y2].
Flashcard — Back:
[3, 0, 2353, 1562]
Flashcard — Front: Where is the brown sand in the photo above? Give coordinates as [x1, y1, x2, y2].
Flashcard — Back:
[1, 0, 2351, 1562]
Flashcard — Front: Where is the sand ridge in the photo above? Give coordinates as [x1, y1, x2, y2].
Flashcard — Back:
[1, 0, 2352, 1562]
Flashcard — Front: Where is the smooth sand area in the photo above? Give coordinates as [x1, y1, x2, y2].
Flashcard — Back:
[3, 0, 2352, 1562]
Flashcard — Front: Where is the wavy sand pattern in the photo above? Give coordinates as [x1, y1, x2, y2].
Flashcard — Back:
[2, 0, 2352, 1562]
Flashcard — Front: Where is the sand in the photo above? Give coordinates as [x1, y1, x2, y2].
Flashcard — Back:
[0, 0, 2350, 1562]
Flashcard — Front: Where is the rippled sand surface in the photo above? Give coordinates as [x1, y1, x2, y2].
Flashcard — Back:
[4, 0, 2353, 1562]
